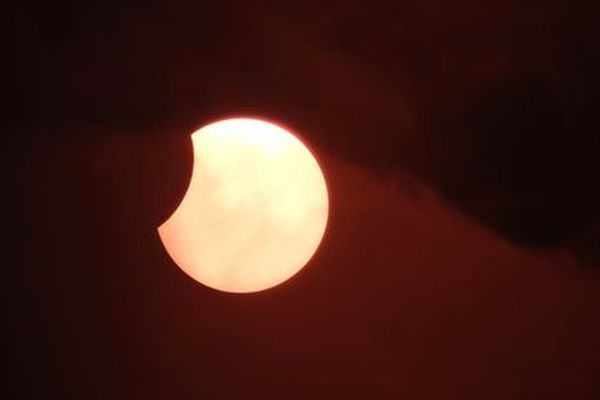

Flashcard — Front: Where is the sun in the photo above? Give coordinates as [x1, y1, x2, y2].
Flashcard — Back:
[157, 118, 329, 293]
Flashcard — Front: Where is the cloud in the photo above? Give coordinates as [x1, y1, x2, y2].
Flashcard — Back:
[288, 153, 600, 397]
[11, 129, 600, 397]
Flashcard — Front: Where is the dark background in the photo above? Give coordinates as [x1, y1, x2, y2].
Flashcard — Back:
[6, 0, 600, 398]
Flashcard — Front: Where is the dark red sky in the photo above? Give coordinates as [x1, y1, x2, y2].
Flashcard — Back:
[7, 0, 600, 398]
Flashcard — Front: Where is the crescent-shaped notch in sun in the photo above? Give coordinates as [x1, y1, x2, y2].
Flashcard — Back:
[157, 118, 329, 293]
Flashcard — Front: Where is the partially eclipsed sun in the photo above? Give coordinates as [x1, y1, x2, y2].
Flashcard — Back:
[158, 118, 329, 293]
